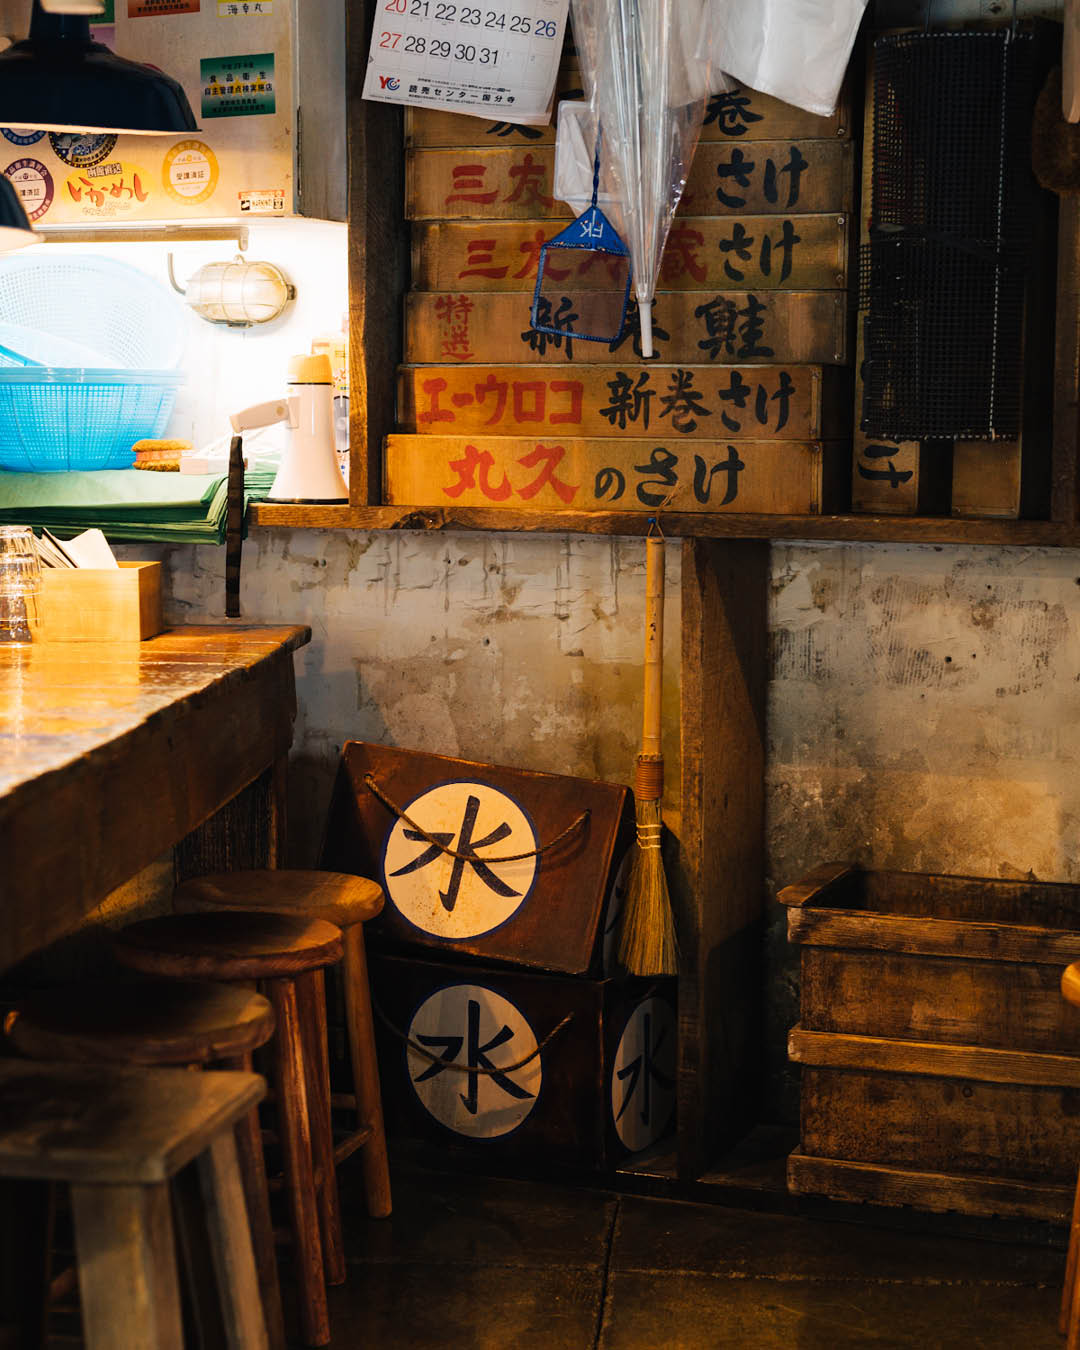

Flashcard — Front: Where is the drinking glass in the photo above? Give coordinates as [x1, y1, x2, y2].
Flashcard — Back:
[0, 526, 42, 645]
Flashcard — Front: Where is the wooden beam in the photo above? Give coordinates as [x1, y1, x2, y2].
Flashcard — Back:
[674, 539, 768, 1179]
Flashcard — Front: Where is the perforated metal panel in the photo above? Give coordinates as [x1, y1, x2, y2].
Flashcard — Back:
[860, 28, 1040, 441]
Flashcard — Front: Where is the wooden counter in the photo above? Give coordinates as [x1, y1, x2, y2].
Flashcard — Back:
[0, 624, 310, 972]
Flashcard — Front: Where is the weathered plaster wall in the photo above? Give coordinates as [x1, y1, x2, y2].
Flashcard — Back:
[765, 541, 1080, 1118]
[158, 530, 682, 865]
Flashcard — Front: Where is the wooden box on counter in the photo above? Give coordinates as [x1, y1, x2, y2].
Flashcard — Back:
[780, 863, 1080, 1222]
[39, 562, 163, 643]
[370, 953, 676, 1175]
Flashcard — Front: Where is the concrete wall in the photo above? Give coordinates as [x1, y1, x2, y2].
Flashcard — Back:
[765, 540, 1080, 1118]
[159, 530, 683, 867]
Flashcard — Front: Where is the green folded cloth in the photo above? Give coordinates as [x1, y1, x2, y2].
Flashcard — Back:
[0, 468, 277, 544]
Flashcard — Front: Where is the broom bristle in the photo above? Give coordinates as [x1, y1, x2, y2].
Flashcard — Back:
[617, 797, 678, 976]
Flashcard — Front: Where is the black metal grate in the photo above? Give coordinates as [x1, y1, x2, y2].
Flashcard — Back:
[861, 28, 1040, 441]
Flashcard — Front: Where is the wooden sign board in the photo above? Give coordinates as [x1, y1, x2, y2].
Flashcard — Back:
[371, 953, 677, 1171]
[951, 440, 1022, 519]
[398, 363, 852, 441]
[406, 142, 854, 220]
[322, 741, 631, 975]
[412, 216, 849, 294]
[385, 435, 849, 515]
[405, 290, 848, 366]
[407, 79, 851, 148]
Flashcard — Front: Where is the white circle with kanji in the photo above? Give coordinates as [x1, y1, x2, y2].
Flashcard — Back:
[382, 780, 539, 940]
[602, 848, 633, 975]
[611, 996, 677, 1153]
[407, 983, 541, 1138]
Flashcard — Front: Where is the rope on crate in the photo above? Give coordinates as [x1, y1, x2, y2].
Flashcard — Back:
[361, 773, 590, 865]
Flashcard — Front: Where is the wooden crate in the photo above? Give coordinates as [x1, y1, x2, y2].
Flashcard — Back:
[322, 741, 632, 976]
[384, 436, 850, 515]
[780, 863, 1080, 1221]
[371, 953, 676, 1173]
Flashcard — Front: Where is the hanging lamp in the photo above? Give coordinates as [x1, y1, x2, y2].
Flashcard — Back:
[0, 0, 198, 136]
[0, 174, 39, 253]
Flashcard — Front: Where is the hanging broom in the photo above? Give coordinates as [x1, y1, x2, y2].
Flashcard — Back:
[617, 529, 678, 976]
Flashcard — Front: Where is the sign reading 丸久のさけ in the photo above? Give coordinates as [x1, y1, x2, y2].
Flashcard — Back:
[201, 53, 276, 118]
[363, 0, 568, 126]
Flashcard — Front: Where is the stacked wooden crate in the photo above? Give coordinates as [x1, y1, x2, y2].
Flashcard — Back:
[323, 742, 677, 1175]
[387, 53, 856, 517]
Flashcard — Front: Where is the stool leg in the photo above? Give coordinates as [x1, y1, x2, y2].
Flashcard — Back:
[1064, 1165, 1080, 1337]
[196, 1130, 270, 1350]
[221, 1053, 287, 1350]
[268, 977, 330, 1348]
[70, 1182, 184, 1350]
[297, 969, 346, 1286]
[343, 924, 392, 1218]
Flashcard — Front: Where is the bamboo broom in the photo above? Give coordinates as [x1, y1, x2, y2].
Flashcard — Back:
[617, 533, 678, 976]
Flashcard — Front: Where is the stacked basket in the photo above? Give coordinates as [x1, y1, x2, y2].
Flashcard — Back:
[0, 255, 186, 473]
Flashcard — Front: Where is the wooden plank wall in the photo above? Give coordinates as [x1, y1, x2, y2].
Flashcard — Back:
[389, 48, 856, 519]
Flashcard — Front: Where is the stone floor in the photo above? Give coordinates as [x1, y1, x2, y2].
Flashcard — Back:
[322, 1167, 1070, 1348]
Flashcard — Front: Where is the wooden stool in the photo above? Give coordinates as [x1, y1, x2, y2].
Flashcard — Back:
[6, 978, 287, 1350]
[1063, 962, 1080, 1347]
[174, 868, 392, 1219]
[0, 1060, 268, 1350]
[112, 911, 344, 1349]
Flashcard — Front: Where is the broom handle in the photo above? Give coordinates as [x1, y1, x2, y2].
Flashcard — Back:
[641, 536, 665, 762]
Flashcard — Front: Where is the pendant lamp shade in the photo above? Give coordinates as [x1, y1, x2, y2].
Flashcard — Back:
[0, 174, 39, 253]
[0, 2, 198, 136]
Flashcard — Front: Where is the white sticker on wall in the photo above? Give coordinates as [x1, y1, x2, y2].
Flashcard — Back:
[611, 996, 676, 1153]
[362, 0, 569, 126]
[382, 779, 538, 939]
[407, 983, 541, 1137]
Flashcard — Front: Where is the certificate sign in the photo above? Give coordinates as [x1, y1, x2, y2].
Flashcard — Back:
[362, 0, 569, 126]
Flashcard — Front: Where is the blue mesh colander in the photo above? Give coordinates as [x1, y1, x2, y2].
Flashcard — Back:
[0, 254, 185, 368]
[0, 368, 185, 472]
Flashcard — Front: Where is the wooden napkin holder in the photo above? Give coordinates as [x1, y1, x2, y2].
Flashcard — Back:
[38, 561, 164, 642]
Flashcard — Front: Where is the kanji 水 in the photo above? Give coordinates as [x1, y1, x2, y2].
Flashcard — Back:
[414, 999, 534, 1116]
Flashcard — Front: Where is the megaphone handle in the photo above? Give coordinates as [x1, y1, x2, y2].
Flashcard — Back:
[225, 434, 245, 619]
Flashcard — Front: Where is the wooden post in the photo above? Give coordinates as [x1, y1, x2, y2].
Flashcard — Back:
[674, 539, 768, 1177]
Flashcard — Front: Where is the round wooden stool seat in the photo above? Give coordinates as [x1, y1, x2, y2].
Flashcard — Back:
[1063, 963, 1080, 1008]
[7, 980, 275, 1067]
[112, 911, 344, 982]
[174, 869, 384, 931]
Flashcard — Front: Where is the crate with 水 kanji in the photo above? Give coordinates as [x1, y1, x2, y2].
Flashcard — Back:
[371, 953, 676, 1174]
[322, 742, 634, 976]
[781, 863, 1080, 1222]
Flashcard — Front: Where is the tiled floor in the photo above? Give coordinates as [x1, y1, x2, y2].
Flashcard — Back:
[326, 1167, 1069, 1348]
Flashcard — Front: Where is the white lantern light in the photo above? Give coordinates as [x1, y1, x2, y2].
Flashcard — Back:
[169, 254, 296, 328]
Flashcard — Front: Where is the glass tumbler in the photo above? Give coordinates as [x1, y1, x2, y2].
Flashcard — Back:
[0, 526, 42, 645]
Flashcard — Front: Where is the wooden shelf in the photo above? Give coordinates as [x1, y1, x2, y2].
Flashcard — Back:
[249, 501, 1078, 547]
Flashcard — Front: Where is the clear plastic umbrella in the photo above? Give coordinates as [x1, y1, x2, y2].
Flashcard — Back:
[570, 0, 714, 356]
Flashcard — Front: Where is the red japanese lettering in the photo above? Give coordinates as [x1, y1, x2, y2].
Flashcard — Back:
[417, 377, 455, 426]
[515, 444, 578, 504]
[549, 380, 584, 426]
[514, 227, 568, 281]
[512, 381, 546, 424]
[474, 374, 509, 426]
[460, 238, 509, 280]
[443, 444, 512, 501]
[504, 153, 554, 209]
[446, 163, 499, 207]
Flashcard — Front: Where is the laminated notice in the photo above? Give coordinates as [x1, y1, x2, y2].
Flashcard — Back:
[362, 0, 569, 126]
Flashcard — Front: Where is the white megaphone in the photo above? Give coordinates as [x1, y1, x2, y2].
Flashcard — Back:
[230, 353, 348, 503]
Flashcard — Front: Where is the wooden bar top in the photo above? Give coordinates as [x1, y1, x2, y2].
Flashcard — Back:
[0, 624, 311, 972]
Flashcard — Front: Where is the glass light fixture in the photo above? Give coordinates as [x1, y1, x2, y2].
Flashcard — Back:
[0, 174, 39, 254]
[0, 0, 199, 136]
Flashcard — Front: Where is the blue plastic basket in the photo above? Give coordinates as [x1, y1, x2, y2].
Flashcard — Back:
[0, 368, 185, 472]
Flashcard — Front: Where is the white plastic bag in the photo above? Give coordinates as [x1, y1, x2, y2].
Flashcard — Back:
[705, 0, 868, 116]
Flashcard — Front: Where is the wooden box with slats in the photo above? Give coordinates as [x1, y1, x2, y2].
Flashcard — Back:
[780, 863, 1080, 1222]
